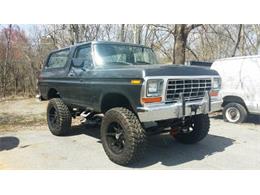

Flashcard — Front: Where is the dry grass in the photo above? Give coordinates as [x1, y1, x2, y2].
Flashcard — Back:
[0, 112, 46, 125]
[0, 98, 83, 132]
[0, 98, 48, 132]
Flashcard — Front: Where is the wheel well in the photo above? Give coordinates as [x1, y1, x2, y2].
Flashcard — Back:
[222, 96, 247, 109]
[101, 93, 133, 113]
[47, 88, 60, 99]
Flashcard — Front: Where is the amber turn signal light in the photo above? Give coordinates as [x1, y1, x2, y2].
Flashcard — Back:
[142, 97, 162, 103]
[131, 80, 141, 85]
[210, 91, 219, 96]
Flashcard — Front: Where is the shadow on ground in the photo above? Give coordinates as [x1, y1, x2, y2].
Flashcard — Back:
[0, 136, 20, 151]
[67, 124, 235, 168]
[211, 113, 260, 125]
[132, 133, 235, 168]
[68, 124, 101, 140]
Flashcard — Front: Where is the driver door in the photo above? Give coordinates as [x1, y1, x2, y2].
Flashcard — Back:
[66, 44, 93, 107]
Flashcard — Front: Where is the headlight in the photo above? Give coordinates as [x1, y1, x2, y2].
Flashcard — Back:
[147, 79, 163, 97]
[213, 78, 221, 89]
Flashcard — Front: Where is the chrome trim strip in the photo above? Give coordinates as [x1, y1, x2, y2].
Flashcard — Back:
[165, 78, 212, 102]
[140, 75, 221, 106]
[137, 99, 222, 122]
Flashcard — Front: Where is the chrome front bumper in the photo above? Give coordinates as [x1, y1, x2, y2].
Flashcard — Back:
[137, 93, 222, 122]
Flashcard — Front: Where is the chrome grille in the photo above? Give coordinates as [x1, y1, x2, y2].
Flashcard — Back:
[166, 79, 212, 102]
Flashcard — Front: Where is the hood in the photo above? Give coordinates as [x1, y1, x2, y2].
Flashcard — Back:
[92, 64, 219, 79]
[141, 64, 219, 77]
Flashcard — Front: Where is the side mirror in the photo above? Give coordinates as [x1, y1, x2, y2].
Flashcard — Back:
[72, 58, 84, 67]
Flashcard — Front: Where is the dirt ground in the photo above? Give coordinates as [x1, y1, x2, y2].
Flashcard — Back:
[0, 98, 47, 131]
[0, 98, 260, 169]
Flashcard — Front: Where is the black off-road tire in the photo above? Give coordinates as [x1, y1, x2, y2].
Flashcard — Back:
[47, 98, 72, 136]
[223, 103, 247, 123]
[101, 107, 146, 166]
[174, 114, 210, 144]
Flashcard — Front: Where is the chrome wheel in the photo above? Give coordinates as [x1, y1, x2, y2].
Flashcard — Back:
[225, 107, 240, 123]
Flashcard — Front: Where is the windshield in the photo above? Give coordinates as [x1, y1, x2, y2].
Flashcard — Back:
[94, 44, 158, 66]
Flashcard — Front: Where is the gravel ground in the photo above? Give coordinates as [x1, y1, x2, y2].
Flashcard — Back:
[0, 99, 260, 169]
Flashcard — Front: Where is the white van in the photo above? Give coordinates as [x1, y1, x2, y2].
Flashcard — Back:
[211, 55, 260, 123]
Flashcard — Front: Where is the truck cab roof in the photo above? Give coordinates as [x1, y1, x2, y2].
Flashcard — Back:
[50, 41, 151, 55]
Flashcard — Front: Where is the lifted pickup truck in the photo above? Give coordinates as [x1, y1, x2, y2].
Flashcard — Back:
[38, 41, 222, 166]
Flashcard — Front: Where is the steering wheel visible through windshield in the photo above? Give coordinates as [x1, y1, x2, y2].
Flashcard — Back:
[94, 44, 158, 66]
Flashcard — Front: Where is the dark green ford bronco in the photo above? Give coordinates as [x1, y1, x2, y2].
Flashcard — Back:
[38, 41, 222, 166]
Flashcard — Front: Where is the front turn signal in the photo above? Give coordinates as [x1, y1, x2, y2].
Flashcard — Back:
[142, 97, 162, 103]
[210, 91, 219, 97]
[131, 79, 141, 85]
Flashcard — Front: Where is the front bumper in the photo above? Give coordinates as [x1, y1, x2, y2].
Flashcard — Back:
[137, 93, 222, 122]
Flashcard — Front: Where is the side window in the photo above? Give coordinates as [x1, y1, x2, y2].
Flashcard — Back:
[75, 46, 92, 67]
[47, 49, 70, 69]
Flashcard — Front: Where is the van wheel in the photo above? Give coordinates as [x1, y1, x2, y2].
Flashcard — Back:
[47, 98, 72, 136]
[101, 107, 146, 166]
[223, 103, 247, 123]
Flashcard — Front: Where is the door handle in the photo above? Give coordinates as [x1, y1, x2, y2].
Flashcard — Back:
[68, 73, 75, 77]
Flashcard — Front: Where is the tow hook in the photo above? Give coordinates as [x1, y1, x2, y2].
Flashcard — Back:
[190, 105, 199, 114]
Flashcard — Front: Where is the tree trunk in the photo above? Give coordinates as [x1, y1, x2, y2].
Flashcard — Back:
[144, 24, 150, 46]
[120, 24, 125, 42]
[232, 24, 242, 57]
[241, 25, 245, 55]
[74, 25, 80, 43]
[3, 24, 12, 98]
[172, 24, 202, 64]
[14, 77, 17, 96]
[173, 25, 187, 64]
[257, 30, 260, 54]
[133, 25, 142, 44]
[70, 24, 80, 44]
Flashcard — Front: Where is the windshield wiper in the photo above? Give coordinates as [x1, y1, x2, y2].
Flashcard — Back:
[108, 61, 133, 65]
[135, 61, 151, 65]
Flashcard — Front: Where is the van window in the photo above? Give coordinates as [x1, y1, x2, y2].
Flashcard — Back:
[47, 49, 70, 68]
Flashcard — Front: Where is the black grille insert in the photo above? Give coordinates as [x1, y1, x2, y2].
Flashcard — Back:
[166, 79, 212, 102]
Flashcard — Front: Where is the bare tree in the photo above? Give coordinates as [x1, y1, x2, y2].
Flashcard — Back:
[254, 24, 260, 54]
[2, 24, 260, 99]
[173, 24, 202, 64]
[120, 24, 125, 42]
[232, 24, 243, 57]
[133, 24, 143, 44]
[2, 24, 12, 97]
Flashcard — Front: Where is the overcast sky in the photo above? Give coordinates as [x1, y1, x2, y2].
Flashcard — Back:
[0, 24, 34, 34]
